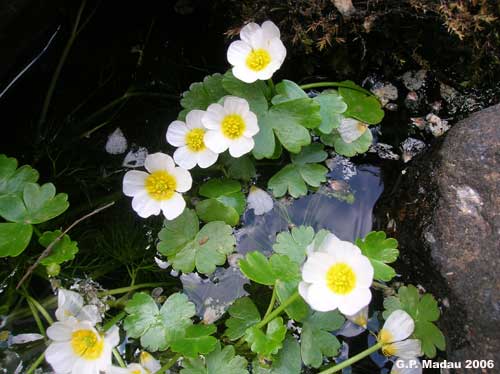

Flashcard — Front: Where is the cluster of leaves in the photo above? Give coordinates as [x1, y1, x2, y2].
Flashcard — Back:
[383, 285, 445, 358]
[0, 155, 75, 273]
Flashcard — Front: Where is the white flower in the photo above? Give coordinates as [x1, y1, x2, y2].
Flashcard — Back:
[166, 110, 218, 170]
[55, 289, 101, 326]
[123, 152, 192, 220]
[247, 186, 273, 215]
[108, 351, 161, 374]
[298, 233, 374, 314]
[338, 117, 369, 143]
[202, 96, 259, 157]
[227, 20, 286, 83]
[391, 358, 422, 374]
[345, 305, 369, 328]
[379, 310, 423, 359]
[45, 318, 119, 374]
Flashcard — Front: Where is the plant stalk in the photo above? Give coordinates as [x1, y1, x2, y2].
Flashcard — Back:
[263, 287, 277, 320]
[112, 348, 127, 368]
[318, 341, 383, 373]
[155, 352, 182, 373]
[299, 81, 373, 96]
[26, 351, 46, 374]
[255, 291, 300, 329]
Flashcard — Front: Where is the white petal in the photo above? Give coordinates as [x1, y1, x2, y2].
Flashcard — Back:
[247, 186, 273, 215]
[173, 147, 198, 170]
[203, 104, 225, 130]
[301, 252, 336, 283]
[76, 305, 102, 325]
[185, 110, 206, 129]
[303, 283, 341, 312]
[261, 20, 281, 39]
[243, 111, 259, 137]
[227, 40, 252, 66]
[47, 321, 73, 341]
[196, 149, 218, 168]
[132, 193, 162, 218]
[140, 352, 161, 373]
[45, 342, 77, 373]
[321, 237, 362, 260]
[232, 65, 258, 83]
[348, 254, 374, 288]
[391, 358, 422, 374]
[268, 38, 287, 64]
[228, 136, 254, 157]
[172, 167, 192, 192]
[338, 118, 368, 143]
[381, 310, 415, 343]
[55, 289, 84, 322]
[345, 305, 369, 328]
[337, 287, 372, 316]
[254, 66, 275, 81]
[223, 96, 250, 116]
[166, 121, 189, 147]
[391, 339, 423, 359]
[160, 193, 186, 220]
[298, 281, 310, 300]
[72, 359, 99, 374]
[105, 325, 120, 347]
[204, 130, 230, 153]
[122, 171, 147, 197]
[144, 153, 175, 173]
[239, 22, 262, 46]
[107, 366, 132, 374]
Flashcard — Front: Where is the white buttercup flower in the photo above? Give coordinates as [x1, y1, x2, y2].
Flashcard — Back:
[227, 20, 286, 83]
[391, 358, 422, 374]
[108, 351, 161, 374]
[202, 96, 259, 157]
[55, 289, 101, 326]
[123, 153, 192, 220]
[379, 310, 423, 359]
[45, 318, 119, 374]
[299, 233, 374, 314]
[247, 186, 273, 215]
[338, 117, 369, 143]
[166, 110, 218, 169]
[345, 305, 369, 328]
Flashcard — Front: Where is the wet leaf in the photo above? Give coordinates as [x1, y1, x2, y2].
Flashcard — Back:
[223, 71, 269, 115]
[245, 317, 287, 357]
[224, 297, 261, 341]
[356, 231, 399, 281]
[0, 155, 39, 195]
[321, 128, 373, 157]
[273, 226, 314, 264]
[179, 73, 228, 119]
[313, 91, 347, 134]
[0, 222, 32, 257]
[39, 230, 78, 266]
[253, 336, 301, 374]
[275, 279, 309, 322]
[271, 80, 308, 104]
[196, 179, 245, 226]
[171, 324, 218, 357]
[339, 82, 384, 125]
[157, 209, 199, 256]
[239, 252, 300, 285]
[220, 154, 256, 181]
[180, 342, 248, 374]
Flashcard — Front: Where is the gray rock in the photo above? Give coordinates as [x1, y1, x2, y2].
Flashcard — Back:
[377, 104, 500, 367]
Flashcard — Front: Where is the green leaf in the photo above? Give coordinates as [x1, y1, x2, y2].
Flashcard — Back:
[0, 222, 33, 257]
[273, 226, 314, 265]
[199, 179, 241, 198]
[239, 251, 276, 285]
[220, 154, 256, 181]
[275, 279, 309, 322]
[271, 80, 308, 104]
[196, 179, 245, 225]
[267, 165, 307, 198]
[180, 342, 248, 374]
[269, 254, 301, 282]
[356, 231, 399, 282]
[224, 297, 262, 341]
[383, 285, 445, 358]
[39, 230, 78, 266]
[321, 128, 373, 157]
[290, 143, 327, 165]
[0, 183, 69, 224]
[0, 155, 39, 195]
[222, 71, 269, 115]
[313, 91, 347, 134]
[171, 324, 218, 357]
[180, 73, 229, 118]
[196, 199, 240, 227]
[124, 292, 196, 352]
[252, 114, 276, 160]
[300, 310, 344, 368]
[157, 209, 199, 256]
[253, 336, 302, 374]
[245, 317, 287, 357]
[339, 83, 384, 125]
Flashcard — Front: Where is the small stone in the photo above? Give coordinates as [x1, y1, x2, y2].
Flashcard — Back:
[371, 82, 398, 106]
[425, 113, 450, 137]
[105, 128, 128, 155]
[410, 117, 426, 130]
[401, 69, 427, 91]
[385, 102, 398, 111]
[400, 138, 426, 163]
[368, 143, 400, 160]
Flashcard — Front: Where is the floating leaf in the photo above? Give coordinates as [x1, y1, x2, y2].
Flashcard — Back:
[179, 73, 228, 119]
[275, 279, 309, 322]
[383, 285, 445, 358]
[171, 324, 218, 357]
[0, 155, 39, 195]
[39, 230, 78, 266]
[313, 91, 347, 134]
[124, 292, 195, 352]
[271, 80, 308, 105]
[356, 231, 399, 281]
[0, 222, 32, 257]
[196, 179, 245, 226]
[321, 128, 373, 157]
[245, 317, 287, 357]
[339, 83, 384, 125]
[180, 342, 248, 374]
[273, 226, 314, 265]
[239, 252, 300, 285]
[157, 209, 199, 256]
[225, 297, 261, 341]
[300, 310, 344, 368]
[253, 336, 301, 374]
[222, 71, 269, 115]
[220, 154, 256, 181]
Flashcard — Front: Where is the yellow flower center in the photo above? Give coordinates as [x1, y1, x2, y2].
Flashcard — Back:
[132, 370, 142, 374]
[326, 262, 356, 294]
[145, 171, 177, 200]
[221, 114, 246, 139]
[378, 328, 394, 344]
[70, 329, 104, 360]
[382, 343, 398, 357]
[185, 128, 206, 152]
[246, 49, 271, 71]
[353, 315, 368, 328]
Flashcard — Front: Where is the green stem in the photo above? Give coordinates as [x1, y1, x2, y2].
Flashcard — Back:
[255, 291, 300, 329]
[27, 299, 46, 337]
[32, 226, 43, 237]
[113, 348, 127, 368]
[102, 311, 126, 332]
[98, 282, 169, 297]
[263, 287, 277, 320]
[38, 0, 87, 127]
[26, 351, 45, 374]
[267, 78, 276, 95]
[26, 295, 54, 325]
[318, 342, 383, 374]
[155, 353, 182, 373]
[299, 81, 373, 96]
